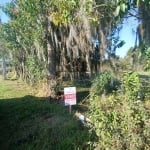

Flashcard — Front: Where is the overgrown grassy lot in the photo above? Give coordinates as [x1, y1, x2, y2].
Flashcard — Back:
[0, 77, 93, 150]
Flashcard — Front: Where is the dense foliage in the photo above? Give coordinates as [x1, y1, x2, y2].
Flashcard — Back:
[122, 71, 141, 99]
[91, 71, 113, 95]
[0, 0, 132, 84]
[0, 0, 149, 87]
[87, 71, 150, 149]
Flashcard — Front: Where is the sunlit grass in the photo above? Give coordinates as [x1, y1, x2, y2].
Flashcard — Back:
[0, 76, 33, 99]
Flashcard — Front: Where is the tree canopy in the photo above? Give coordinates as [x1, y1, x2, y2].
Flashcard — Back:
[0, 0, 150, 96]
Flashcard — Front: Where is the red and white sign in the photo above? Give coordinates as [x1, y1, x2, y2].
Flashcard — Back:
[64, 87, 76, 106]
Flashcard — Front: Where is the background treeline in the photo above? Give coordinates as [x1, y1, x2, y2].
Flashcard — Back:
[0, 0, 150, 96]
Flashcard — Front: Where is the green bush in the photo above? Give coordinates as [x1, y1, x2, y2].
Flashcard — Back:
[91, 71, 113, 95]
[122, 71, 141, 100]
[87, 72, 150, 149]
[91, 71, 120, 97]
[88, 93, 150, 149]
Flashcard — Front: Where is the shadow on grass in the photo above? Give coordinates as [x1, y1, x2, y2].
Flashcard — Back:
[0, 95, 97, 150]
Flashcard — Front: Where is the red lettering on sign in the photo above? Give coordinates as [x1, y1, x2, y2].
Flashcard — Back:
[64, 94, 76, 100]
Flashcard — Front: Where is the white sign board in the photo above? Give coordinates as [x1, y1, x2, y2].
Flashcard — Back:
[64, 87, 76, 106]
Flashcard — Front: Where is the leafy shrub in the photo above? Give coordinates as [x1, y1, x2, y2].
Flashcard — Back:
[91, 71, 112, 95]
[91, 71, 120, 96]
[87, 93, 150, 150]
[87, 71, 150, 149]
[122, 71, 141, 100]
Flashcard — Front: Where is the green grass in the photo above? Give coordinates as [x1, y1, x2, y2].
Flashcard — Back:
[0, 77, 33, 99]
[0, 76, 94, 150]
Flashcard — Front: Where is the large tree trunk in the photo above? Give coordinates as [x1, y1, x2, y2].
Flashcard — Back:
[47, 41, 57, 99]
[47, 42, 56, 79]
[46, 16, 57, 99]
[138, 2, 150, 46]
[98, 27, 106, 73]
